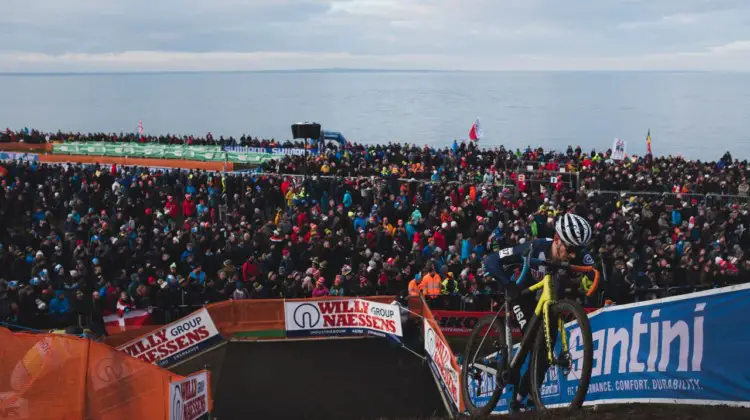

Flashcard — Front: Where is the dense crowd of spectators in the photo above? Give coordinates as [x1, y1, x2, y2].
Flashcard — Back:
[0, 127, 301, 148]
[7, 126, 747, 194]
[0, 128, 748, 336]
[263, 140, 750, 194]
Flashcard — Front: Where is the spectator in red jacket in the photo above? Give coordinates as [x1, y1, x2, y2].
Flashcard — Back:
[164, 195, 179, 219]
[433, 225, 447, 251]
[242, 256, 260, 283]
[182, 194, 196, 218]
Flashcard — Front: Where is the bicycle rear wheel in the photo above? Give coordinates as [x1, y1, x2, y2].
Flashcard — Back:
[528, 299, 593, 411]
[461, 315, 507, 417]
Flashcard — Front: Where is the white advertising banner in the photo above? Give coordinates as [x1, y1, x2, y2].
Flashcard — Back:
[612, 138, 627, 160]
[169, 371, 210, 420]
[117, 309, 222, 367]
[284, 299, 403, 338]
[424, 318, 461, 411]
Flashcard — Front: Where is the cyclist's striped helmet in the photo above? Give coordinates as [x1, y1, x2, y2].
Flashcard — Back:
[555, 213, 592, 247]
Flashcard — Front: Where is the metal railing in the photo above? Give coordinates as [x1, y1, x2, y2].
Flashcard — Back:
[629, 285, 716, 303]
[589, 190, 750, 207]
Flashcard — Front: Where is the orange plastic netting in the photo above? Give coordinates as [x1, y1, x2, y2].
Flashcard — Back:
[0, 328, 183, 420]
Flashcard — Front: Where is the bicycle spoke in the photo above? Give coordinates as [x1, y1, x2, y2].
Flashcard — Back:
[462, 315, 508, 416]
[555, 309, 586, 380]
[468, 361, 498, 377]
[529, 300, 594, 412]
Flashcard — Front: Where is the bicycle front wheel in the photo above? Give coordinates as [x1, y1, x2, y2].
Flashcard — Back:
[461, 314, 508, 417]
[529, 299, 593, 411]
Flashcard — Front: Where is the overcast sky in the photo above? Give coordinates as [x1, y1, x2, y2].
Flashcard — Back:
[2, 0, 750, 72]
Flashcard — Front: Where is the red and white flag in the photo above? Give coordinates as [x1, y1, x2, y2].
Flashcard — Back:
[469, 117, 483, 141]
[137, 120, 144, 137]
[104, 308, 152, 332]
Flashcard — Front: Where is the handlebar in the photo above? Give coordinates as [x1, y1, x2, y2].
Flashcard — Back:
[568, 264, 601, 297]
[518, 254, 601, 297]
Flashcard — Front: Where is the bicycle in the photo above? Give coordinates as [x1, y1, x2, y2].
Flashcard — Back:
[461, 250, 600, 416]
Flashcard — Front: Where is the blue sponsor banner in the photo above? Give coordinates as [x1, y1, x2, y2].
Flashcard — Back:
[0, 152, 38, 162]
[470, 284, 750, 413]
[321, 130, 348, 146]
[222, 146, 318, 156]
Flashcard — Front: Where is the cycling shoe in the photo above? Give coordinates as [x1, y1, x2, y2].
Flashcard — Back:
[509, 397, 536, 413]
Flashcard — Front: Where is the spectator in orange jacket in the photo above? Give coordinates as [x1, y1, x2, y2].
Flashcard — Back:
[419, 266, 442, 298]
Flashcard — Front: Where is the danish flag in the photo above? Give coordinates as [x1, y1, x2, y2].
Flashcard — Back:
[104, 308, 152, 333]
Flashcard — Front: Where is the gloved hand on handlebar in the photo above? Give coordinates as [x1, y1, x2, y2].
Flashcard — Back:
[580, 275, 594, 293]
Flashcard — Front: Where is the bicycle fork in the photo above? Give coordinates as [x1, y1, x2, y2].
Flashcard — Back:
[534, 275, 570, 367]
[541, 302, 571, 370]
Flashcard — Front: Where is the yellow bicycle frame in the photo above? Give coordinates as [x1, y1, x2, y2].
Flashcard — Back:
[526, 274, 569, 362]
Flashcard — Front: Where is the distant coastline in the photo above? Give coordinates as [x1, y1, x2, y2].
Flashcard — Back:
[0, 69, 726, 77]
[0, 69, 448, 77]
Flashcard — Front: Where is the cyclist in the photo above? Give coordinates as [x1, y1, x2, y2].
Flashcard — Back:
[482, 213, 595, 411]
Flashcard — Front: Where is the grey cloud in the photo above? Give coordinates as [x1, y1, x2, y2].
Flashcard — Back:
[1, 0, 749, 71]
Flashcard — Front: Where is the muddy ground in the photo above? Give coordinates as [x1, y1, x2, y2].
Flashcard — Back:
[388, 404, 749, 420]
[489, 404, 750, 420]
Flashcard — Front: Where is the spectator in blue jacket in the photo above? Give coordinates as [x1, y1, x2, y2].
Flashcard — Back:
[48, 291, 70, 315]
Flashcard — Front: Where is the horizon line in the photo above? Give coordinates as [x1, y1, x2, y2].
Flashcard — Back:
[0, 68, 742, 76]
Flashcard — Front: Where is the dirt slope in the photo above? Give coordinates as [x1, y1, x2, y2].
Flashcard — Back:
[211, 337, 446, 420]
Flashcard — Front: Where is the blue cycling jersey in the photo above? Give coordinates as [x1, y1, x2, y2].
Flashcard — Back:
[483, 238, 595, 287]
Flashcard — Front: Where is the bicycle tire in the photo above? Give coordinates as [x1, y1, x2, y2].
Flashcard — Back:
[461, 315, 507, 417]
[529, 299, 593, 411]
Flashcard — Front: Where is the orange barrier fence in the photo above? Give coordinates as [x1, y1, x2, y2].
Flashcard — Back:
[206, 296, 396, 339]
[0, 143, 53, 152]
[104, 325, 162, 348]
[102, 297, 398, 343]
[38, 154, 233, 171]
[0, 328, 183, 420]
[10, 296, 459, 418]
